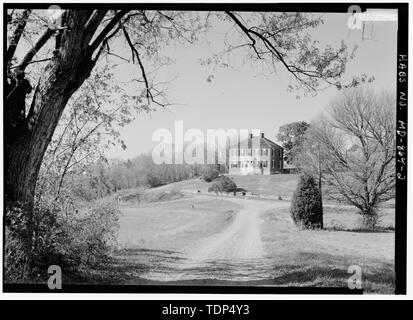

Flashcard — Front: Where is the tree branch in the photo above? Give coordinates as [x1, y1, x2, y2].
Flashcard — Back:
[225, 11, 263, 59]
[9, 57, 52, 70]
[7, 9, 32, 65]
[122, 27, 166, 107]
[83, 10, 109, 48]
[88, 9, 129, 54]
[225, 11, 343, 91]
[15, 27, 55, 74]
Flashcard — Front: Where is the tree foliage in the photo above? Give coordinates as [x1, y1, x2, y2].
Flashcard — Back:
[5, 8, 359, 273]
[208, 176, 238, 194]
[202, 167, 220, 182]
[54, 154, 226, 201]
[277, 121, 310, 164]
[37, 63, 142, 201]
[5, 9, 356, 208]
[208, 176, 237, 194]
[222, 12, 354, 92]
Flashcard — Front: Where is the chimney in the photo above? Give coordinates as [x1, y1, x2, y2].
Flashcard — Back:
[261, 133, 264, 138]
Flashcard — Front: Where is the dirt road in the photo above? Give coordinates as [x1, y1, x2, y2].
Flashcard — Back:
[185, 196, 285, 261]
[112, 193, 394, 290]
[134, 195, 290, 281]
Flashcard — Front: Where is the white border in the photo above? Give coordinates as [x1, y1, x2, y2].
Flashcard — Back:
[0, 0, 411, 300]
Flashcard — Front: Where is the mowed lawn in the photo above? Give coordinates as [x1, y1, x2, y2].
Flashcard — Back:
[117, 198, 241, 251]
[127, 173, 300, 200]
[261, 206, 395, 293]
[87, 174, 395, 293]
[230, 174, 298, 199]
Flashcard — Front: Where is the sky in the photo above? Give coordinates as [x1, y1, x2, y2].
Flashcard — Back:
[105, 11, 398, 160]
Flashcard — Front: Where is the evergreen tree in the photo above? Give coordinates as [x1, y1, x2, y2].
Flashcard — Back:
[290, 174, 323, 229]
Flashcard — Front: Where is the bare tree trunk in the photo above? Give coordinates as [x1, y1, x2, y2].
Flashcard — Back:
[317, 147, 323, 229]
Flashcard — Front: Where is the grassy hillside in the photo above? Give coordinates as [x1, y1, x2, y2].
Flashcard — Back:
[118, 198, 241, 251]
[119, 174, 300, 201]
[229, 174, 298, 199]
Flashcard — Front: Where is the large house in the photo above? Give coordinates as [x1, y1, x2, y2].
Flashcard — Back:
[229, 133, 284, 175]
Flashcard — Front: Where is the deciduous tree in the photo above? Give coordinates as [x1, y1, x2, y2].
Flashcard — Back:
[277, 121, 310, 164]
[5, 8, 355, 233]
[297, 88, 396, 228]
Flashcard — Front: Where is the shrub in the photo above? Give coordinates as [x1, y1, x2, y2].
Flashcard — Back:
[202, 167, 220, 182]
[4, 198, 120, 283]
[145, 172, 164, 188]
[4, 203, 32, 281]
[208, 184, 222, 194]
[290, 174, 323, 229]
[4, 201, 63, 281]
[59, 199, 120, 268]
[220, 176, 237, 193]
[209, 176, 237, 194]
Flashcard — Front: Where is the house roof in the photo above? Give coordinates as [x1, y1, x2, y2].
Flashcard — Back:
[230, 134, 283, 149]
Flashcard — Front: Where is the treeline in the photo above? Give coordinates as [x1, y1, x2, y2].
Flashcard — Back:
[70, 153, 228, 201]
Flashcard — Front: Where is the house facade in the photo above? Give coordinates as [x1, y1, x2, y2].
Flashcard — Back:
[229, 133, 284, 175]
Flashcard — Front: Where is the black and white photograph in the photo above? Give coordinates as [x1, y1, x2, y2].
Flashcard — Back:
[2, 2, 409, 297]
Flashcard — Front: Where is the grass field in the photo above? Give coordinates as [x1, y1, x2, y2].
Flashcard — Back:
[230, 174, 298, 199]
[117, 173, 300, 200]
[77, 174, 395, 293]
[117, 198, 240, 250]
[261, 206, 395, 293]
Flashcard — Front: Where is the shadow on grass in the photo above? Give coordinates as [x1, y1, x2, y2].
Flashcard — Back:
[65, 248, 185, 285]
[268, 252, 395, 293]
[324, 226, 395, 233]
[67, 249, 395, 293]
